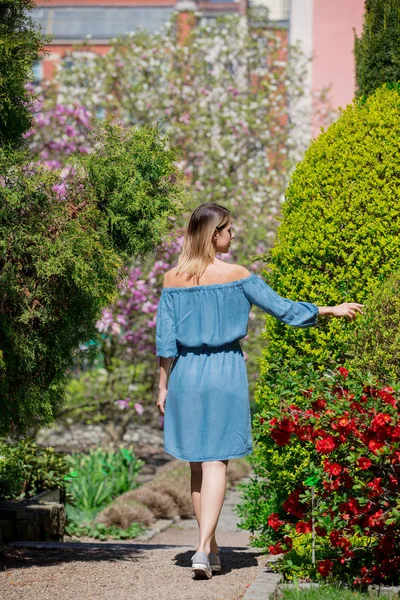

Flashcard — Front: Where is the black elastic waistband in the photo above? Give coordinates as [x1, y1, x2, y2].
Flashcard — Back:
[178, 340, 242, 355]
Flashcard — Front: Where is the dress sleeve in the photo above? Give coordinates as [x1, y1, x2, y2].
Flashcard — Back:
[156, 290, 179, 358]
[243, 274, 319, 328]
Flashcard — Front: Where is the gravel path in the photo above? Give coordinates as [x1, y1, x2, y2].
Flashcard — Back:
[0, 482, 266, 600]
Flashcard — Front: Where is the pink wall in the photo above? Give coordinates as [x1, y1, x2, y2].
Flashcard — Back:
[313, 0, 364, 110]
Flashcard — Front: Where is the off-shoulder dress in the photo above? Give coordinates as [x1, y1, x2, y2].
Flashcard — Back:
[155, 273, 318, 462]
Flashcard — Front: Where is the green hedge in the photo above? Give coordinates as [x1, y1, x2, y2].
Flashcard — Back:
[350, 270, 400, 384]
[238, 85, 400, 545]
[258, 85, 400, 402]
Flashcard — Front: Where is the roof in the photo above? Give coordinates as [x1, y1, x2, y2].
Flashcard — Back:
[31, 6, 175, 40]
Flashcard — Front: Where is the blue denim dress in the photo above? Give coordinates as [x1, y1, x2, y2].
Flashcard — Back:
[156, 273, 318, 462]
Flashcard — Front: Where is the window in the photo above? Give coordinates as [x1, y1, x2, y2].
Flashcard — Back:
[32, 60, 43, 84]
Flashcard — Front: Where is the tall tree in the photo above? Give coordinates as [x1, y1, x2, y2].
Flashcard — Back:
[354, 0, 400, 98]
[0, 0, 47, 146]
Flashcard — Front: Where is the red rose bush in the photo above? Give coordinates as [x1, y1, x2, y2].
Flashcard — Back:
[262, 367, 400, 586]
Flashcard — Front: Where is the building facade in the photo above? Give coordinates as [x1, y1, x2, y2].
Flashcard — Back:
[31, 0, 365, 140]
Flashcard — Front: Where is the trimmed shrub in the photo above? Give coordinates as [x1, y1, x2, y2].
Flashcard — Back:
[238, 85, 400, 552]
[350, 271, 400, 384]
[354, 0, 400, 98]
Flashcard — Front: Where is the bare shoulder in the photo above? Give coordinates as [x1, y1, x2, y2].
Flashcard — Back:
[233, 265, 252, 279]
[163, 267, 179, 288]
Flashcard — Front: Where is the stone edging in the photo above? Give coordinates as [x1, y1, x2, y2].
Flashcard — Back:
[135, 515, 181, 542]
[243, 563, 282, 600]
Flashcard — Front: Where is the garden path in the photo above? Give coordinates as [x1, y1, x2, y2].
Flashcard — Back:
[0, 480, 267, 600]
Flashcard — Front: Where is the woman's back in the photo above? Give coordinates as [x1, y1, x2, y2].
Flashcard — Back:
[156, 266, 319, 358]
[163, 262, 250, 289]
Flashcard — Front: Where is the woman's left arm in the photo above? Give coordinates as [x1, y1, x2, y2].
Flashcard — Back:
[157, 357, 174, 415]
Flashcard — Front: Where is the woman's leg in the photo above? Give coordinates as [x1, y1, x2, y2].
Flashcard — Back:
[190, 461, 202, 527]
[195, 459, 228, 555]
[190, 462, 220, 553]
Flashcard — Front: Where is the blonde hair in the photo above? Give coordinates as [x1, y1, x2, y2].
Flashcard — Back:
[176, 202, 231, 283]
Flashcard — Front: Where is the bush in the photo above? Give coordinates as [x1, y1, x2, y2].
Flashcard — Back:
[238, 85, 400, 551]
[0, 123, 184, 438]
[0, 0, 47, 146]
[243, 367, 400, 586]
[83, 122, 186, 262]
[0, 439, 69, 500]
[349, 271, 400, 384]
[354, 0, 400, 98]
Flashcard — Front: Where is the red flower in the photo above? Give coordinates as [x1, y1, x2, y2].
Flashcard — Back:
[269, 542, 283, 555]
[367, 477, 384, 498]
[283, 489, 306, 518]
[316, 436, 336, 454]
[315, 526, 327, 537]
[366, 509, 385, 529]
[267, 513, 285, 531]
[270, 418, 295, 446]
[302, 388, 313, 397]
[323, 460, 342, 476]
[378, 387, 397, 407]
[337, 366, 349, 379]
[357, 457, 372, 470]
[295, 425, 314, 441]
[296, 520, 312, 534]
[368, 439, 385, 454]
[270, 428, 291, 447]
[371, 413, 392, 431]
[330, 530, 341, 546]
[259, 417, 265, 424]
[317, 559, 333, 577]
[283, 536, 293, 551]
[312, 398, 327, 412]
[347, 497, 361, 515]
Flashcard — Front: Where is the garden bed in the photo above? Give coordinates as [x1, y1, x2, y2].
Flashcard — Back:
[278, 584, 400, 598]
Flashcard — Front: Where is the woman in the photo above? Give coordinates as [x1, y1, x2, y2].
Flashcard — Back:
[155, 202, 363, 580]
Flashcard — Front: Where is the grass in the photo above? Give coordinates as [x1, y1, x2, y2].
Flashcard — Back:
[280, 584, 399, 599]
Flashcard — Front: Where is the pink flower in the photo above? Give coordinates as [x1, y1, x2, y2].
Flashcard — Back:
[179, 112, 191, 125]
[51, 182, 67, 197]
[116, 399, 129, 409]
[134, 403, 144, 416]
[22, 128, 36, 138]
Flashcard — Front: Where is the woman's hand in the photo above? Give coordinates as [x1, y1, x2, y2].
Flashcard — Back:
[331, 302, 364, 321]
[156, 388, 168, 415]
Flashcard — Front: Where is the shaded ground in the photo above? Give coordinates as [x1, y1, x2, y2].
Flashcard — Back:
[0, 482, 266, 600]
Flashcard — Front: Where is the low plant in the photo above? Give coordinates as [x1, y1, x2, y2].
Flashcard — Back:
[0, 439, 69, 500]
[240, 367, 400, 586]
[63, 445, 144, 537]
[97, 457, 252, 530]
[279, 582, 397, 599]
[66, 520, 144, 541]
